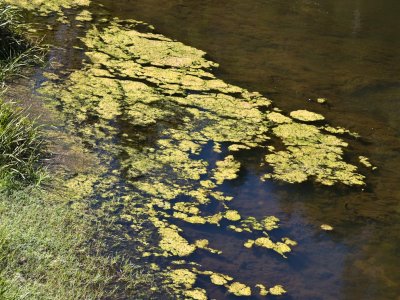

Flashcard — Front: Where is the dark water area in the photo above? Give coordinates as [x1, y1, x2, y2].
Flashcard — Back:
[23, 1, 400, 299]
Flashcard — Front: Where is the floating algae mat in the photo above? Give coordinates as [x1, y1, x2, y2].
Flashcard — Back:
[6, 1, 371, 297]
[4, 0, 90, 16]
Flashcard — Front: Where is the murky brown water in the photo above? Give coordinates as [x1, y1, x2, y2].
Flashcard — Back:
[21, 1, 400, 299]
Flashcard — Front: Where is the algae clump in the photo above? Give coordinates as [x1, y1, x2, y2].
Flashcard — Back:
[290, 109, 325, 122]
[228, 282, 252, 297]
[255, 237, 292, 256]
[256, 284, 269, 296]
[184, 288, 207, 300]
[267, 111, 292, 124]
[269, 285, 287, 296]
[224, 210, 241, 221]
[264, 123, 365, 186]
[213, 155, 241, 185]
[5, 0, 90, 16]
[321, 224, 334, 231]
[210, 273, 233, 286]
[158, 227, 196, 257]
[168, 269, 197, 288]
[359, 155, 376, 170]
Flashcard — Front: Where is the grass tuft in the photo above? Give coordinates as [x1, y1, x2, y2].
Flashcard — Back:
[0, 1, 47, 189]
[0, 1, 46, 85]
[0, 100, 46, 189]
[0, 188, 163, 300]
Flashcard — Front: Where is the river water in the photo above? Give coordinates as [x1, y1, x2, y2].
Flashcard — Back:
[23, 0, 400, 299]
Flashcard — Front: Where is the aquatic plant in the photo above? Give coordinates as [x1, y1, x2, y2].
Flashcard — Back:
[320, 224, 334, 231]
[289, 109, 325, 122]
[263, 123, 365, 185]
[227, 282, 252, 297]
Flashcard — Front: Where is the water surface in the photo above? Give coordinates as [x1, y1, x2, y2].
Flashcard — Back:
[23, 1, 400, 299]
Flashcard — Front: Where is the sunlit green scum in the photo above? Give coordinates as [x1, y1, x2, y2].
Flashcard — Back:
[37, 19, 369, 298]
[5, 0, 90, 16]
[289, 109, 325, 122]
[263, 123, 365, 185]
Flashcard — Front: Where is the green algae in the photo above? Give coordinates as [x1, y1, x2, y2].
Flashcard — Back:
[264, 123, 365, 186]
[289, 109, 325, 122]
[158, 226, 196, 257]
[213, 155, 241, 185]
[359, 155, 377, 170]
[256, 284, 269, 296]
[244, 240, 255, 248]
[5, 0, 90, 16]
[224, 210, 241, 221]
[64, 174, 98, 201]
[228, 282, 252, 297]
[267, 111, 293, 124]
[246, 237, 293, 258]
[75, 9, 92, 22]
[322, 125, 360, 138]
[282, 237, 298, 246]
[194, 268, 285, 298]
[195, 239, 222, 255]
[255, 283, 287, 296]
[189, 267, 287, 298]
[229, 216, 281, 234]
[184, 288, 208, 300]
[321, 224, 334, 231]
[166, 268, 207, 299]
[168, 268, 197, 289]
[263, 216, 281, 231]
[34, 17, 372, 299]
[210, 273, 233, 286]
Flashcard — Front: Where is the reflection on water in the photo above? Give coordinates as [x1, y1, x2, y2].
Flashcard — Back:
[27, 0, 400, 299]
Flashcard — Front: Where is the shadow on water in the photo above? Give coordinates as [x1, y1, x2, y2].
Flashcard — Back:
[18, 0, 400, 299]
